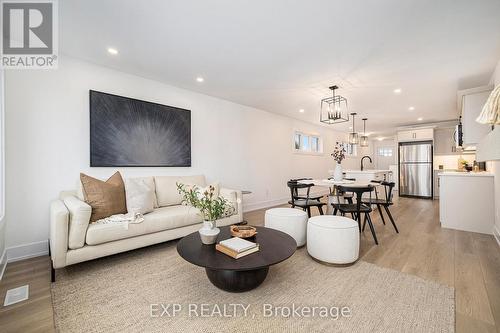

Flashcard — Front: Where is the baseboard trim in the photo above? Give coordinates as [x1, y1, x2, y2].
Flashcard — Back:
[6, 240, 49, 263]
[243, 197, 289, 213]
[494, 225, 500, 248]
[0, 249, 7, 281]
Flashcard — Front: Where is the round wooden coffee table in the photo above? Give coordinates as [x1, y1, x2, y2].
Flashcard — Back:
[177, 226, 296, 292]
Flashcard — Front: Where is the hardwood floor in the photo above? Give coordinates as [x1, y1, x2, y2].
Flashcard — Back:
[1, 196, 499, 332]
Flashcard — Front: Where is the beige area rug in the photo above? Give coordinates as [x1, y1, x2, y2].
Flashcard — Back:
[52, 242, 454, 333]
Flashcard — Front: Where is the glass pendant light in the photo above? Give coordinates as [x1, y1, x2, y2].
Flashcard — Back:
[360, 118, 369, 147]
[348, 112, 359, 144]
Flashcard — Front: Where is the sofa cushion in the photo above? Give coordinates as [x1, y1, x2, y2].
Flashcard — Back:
[125, 178, 155, 214]
[63, 195, 92, 249]
[155, 175, 206, 207]
[130, 176, 158, 208]
[85, 205, 203, 245]
[80, 172, 127, 222]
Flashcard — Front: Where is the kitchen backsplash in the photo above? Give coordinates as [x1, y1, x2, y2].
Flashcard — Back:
[433, 154, 476, 170]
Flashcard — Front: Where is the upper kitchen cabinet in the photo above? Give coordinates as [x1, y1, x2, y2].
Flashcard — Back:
[434, 127, 458, 155]
[459, 86, 493, 145]
[397, 128, 434, 142]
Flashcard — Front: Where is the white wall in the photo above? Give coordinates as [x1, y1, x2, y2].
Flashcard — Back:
[0, 70, 5, 276]
[489, 59, 500, 244]
[372, 138, 397, 170]
[4, 56, 362, 254]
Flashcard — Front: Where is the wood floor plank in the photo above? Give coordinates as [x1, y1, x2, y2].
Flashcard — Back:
[455, 251, 495, 325]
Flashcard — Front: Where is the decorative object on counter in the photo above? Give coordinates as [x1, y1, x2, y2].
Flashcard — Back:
[476, 84, 500, 125]
[331, 141, 347, 181]
[177, 183, 235, 244]
[360, 118, 369, 147]
[348, 112, 359, 145]
[320, 85, 349, 124]
[230, 225, 257, 238]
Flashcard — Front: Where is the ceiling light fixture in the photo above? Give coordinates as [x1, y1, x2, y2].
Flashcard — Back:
[196, 77, 204, 83]
[377, 137, 384, 141]
[408, 106, 415, 111]
[393, 88, 402, 94]
[417, 117, 423, 121]
[348, 113, 359, 145]
[360, 118, 369, 147]
[320, 85, 349, 124]
[107, 48, 118, 55]
[299, 109, 305, 113]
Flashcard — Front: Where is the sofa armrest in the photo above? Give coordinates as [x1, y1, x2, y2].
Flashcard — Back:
[50, 199, 69, 269]
[63, 195, 92, 250]
[220, 188, 243, 223]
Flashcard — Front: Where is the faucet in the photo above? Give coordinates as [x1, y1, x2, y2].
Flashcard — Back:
[360, 155, 372, 171]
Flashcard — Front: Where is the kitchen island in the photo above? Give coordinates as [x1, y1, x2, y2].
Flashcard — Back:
[439, 171, 494, 234]
[343, 169, 392, 182]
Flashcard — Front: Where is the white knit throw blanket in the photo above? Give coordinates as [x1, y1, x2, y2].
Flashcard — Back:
[94, 212, 145, 230]
[476, 85, 500, 125]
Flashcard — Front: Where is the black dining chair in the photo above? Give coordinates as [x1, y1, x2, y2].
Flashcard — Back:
[332, 184, 378, 245]
[288, 178, 324, 201]
[327, 177, 355, 204]
[287, 181, 326, 218]
[361, 181, 399, 233]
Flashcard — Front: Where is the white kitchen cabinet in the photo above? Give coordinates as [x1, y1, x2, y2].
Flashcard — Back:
[439, 172, 494, 234]
[462, 90, 491, 145]
[434, 128, 458, 155]
[397, 128, 433, 142]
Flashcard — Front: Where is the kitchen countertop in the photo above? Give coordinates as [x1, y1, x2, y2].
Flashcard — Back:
[438, 171, 493, 177]
[343, 169, 391, 173]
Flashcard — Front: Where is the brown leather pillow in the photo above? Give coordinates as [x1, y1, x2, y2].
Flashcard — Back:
[80, 171, 127, 222]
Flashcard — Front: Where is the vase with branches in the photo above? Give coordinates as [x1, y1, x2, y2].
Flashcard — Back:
[331, 142, 347, 181]
[177, 183, 234, 244]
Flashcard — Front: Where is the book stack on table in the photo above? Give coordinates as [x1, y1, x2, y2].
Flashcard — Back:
[216, 237, 259, 259]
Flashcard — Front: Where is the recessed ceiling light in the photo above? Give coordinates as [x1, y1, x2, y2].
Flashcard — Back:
[107, 48, 118, 55]
[196, 77, 204, 83]
[377, 137, 384, 141]
[408, 106, 415, 111]
[393, 88, 402, 94]
[417, 117, 423, 121]
[299, 109, 305, 113]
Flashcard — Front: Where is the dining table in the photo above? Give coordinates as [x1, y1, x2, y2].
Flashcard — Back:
[298, 178, 380, 214]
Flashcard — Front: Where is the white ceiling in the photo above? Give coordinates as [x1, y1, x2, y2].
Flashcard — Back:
[60, 0, 500, 136]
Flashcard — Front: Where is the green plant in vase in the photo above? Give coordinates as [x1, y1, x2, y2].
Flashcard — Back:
[177, 183, 234, 244]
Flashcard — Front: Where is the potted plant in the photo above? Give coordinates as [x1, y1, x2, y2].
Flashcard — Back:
[177, 183, 234, 244]
[331, 142, 346, 181]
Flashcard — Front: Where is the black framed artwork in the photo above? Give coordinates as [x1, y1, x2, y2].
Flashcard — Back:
[89, 90, 191, 167]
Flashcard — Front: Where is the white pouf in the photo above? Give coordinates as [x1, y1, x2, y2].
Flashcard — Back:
[265, 208, 308, 247]
[307, 215, 359, 264]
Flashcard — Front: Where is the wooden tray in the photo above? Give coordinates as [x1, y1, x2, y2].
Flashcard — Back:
[230, 225, 257, 238]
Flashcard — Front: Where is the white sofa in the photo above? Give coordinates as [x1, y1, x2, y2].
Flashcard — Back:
[49, 175, 242, 280]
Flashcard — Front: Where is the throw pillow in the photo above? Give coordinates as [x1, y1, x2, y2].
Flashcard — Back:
[80, 171, 127, 222]
[124, 178, 155, 215]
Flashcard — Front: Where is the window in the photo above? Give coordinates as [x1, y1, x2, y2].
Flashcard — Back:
[294, 132, 323, 154]
[378, 147, 393, 157]
[343, 142, 357, 157]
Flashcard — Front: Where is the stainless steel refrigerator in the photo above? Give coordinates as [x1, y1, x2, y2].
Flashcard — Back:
[399, 141, 433, 198]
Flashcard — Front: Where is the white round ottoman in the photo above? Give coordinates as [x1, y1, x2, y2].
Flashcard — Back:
[265, 208, 308, 247]
[307, 215, 359, 264]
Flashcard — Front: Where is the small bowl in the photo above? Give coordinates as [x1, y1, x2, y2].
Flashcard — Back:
[230, 225, 257, 238]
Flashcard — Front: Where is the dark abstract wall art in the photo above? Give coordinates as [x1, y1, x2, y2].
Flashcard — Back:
[89, 90, 191, 167]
